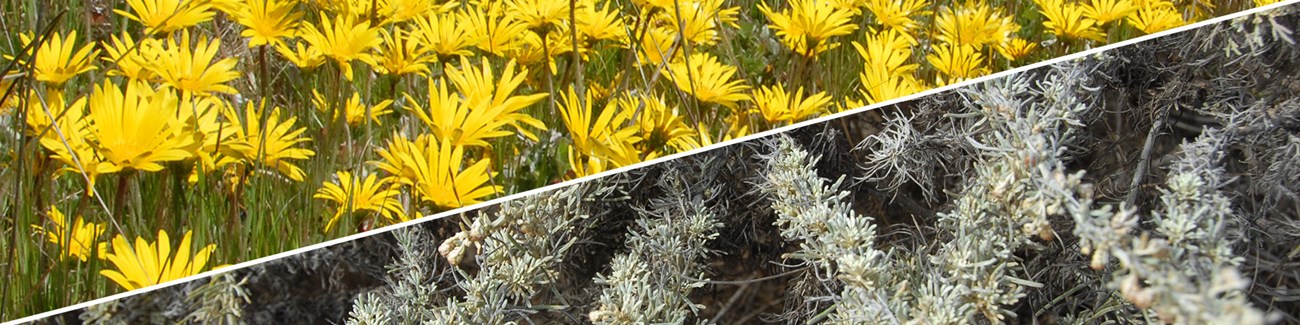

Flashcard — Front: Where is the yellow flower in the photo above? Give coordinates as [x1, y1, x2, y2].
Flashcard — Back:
[749, 83, 832, 126]
[857, 68, 922, 104]
[374, 135, 501, 209]
[559, 87, 642, 166]
[1037, 0, 1107, 41]
[663, 53, 751, 109]
[228, 100, 316, 182]
[15, 31, 99, 86]
[174, 93, 240, 184]
[115, 0, 215, 35]
[995, 38, 1038, 62]
[411, 12, 478, 60]
[853, 41, 924, 103]
[926, 43, 987, 85]
[1084, 0, 1139, 25]
[632, 27, 679, 66]
[232, 0, 302, 47]
[444, 58, 549, 141]
[460, 1, 531, 56]
[315, 170, 405, 233]
[618, 93, 697, 152]
[575, 0, 626, 43]
[853, 28, 919, 76]
[370, 28, 434, 77]
[658, 0, 739, 46]
[150, 30, 240, 96]
[88, 81, 195, 175]
[31, 93, 106, 196]
[507, 0, 570, 30]
[406, 78, 513, 147]
[934, 1, 1020, 48]
[274, 41, 327, 69]
[863, 0, 931, 31]
[102, 32, 162, 81]
[31, 205, 107, 262]
[759, 0, 858, 56]
[312, 90, 394, 127]
[377, 0, 458, 24]
[1127, 2, 1185, 34]
[298, 12, 382, 80]
[100, 230, 217, 291]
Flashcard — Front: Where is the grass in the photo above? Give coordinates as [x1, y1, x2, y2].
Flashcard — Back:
[0, 0, 1269, 320]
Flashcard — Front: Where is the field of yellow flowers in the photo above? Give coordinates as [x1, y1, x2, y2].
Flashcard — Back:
[0, 0, 1274, 320]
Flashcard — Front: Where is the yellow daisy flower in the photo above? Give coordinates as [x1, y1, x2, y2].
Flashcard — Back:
[315, 170, 405, 233]
[863, 0, 931, 31]
[100, 230, 218, 291]
[227, 100, 316, 182]
[150, 30, 240, 96]
[87, 81, 195, 175]
[1037, 0, 1108, 41]
[405, 77, 514, 147]
[369, 27, 435, 77]
[31, 205, 107, 262]
[374, 135, 502, 209]
[460, 1, 531, 56]
[618, 93, 697, 152]
[115, 0, 215, 35]
[232, 0, 302, 47]
[759, 0, 858, 57]
[298, 11, 382, 81]
[749, 83, 832, 126]
[934, 1, 1020, 48]
[657, 0, 739, 46]
[102, 32, 162, 81]
[312, 90, 394, 127]
[444, 58, 549, 141]
[1127, 2, 1186, 34]
[926, 43, 988, 85]
[996, 38, 1038, 62]
[15, 31, 100, 86]
[411, 12, 479, 60]
[663, 53, 751, 109]
[1084, 0, 1139, 25]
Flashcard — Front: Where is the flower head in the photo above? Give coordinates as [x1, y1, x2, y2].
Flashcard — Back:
[227, 100, 316, 182]
[445, 58, 548, 141]
[150, 30, 240, 96]
[1037, 0, 1108, 41]
[406, 78, 513, 147]
[759, 0, 858, 56]
[926, 43, 988, 85]
[313, 90, 394, 127]
[31, 205, 107, 262]
[315, 170, 405, 233]
[750, 83, 832, 125]
[369, 27, 434, 77]
[232, 0, 303, 47]
[663, 53, 751, 109]
[935, 1, 1020, 48]
[373, 135, 501, 209]
[1127, 1, 1186, 34]
[100, 230, 218, 291]
[115, 0, 215, 35]
[16, 31, 100, 85]
[88, 81, 195, 175]
[412, 12, 479, 60]
[298, 12, 382, 80]
[863, 0, 931, 31]
[1084, 0, 1139, 25]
